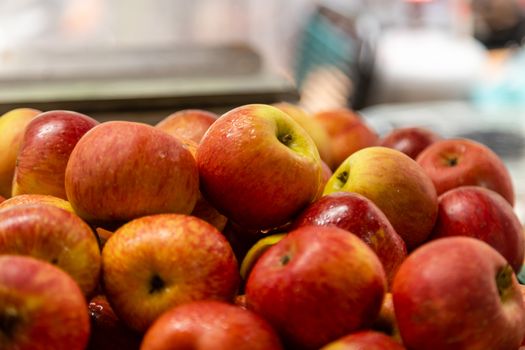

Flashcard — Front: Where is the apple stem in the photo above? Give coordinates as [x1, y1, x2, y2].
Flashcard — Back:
[496, 264, 513, 300]
[149, 274, 165, 294]
[0, 307, 19, 340]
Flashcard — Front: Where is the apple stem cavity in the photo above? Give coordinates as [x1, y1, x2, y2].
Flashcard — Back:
[0, 307, 20, 340]
[337, 171, 349, 186]
[496, 264, 513, 301]
[278, 133, 293, 147]
[446, 157, 458, 167]
[280, 254, 291, 266]
[149, 274, 165, 294]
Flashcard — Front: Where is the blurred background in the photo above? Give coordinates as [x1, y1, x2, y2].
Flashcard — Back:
[1, 0, 525, 185]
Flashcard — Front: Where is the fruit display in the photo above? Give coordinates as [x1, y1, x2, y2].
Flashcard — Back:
[0, 103, 524, 349]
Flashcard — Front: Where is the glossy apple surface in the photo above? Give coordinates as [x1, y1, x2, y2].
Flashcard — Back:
[320, 330, 404, 350]
[197, 104, 322, 230]
[141, 300, 283, 350]
[12, 110, 98, 199]
[102, 214, 239, 332]
[65, 121, 199, 224]
[0, 108, 41, 198]
[293, 192, 406, 285]
[379, 126, 441, 159]
[0, 194, 74, 213]
[0, 255, 90, 350]
[324, 146, 438, 250]
[245, 225, 386, 349]
[155, 109, 218, 144]
[430, 186, 524, 272]
[313, 108, 378, 169]
[393, 237, 525, 350]
[416, 138, 514, 205]
[0, 204, 101, 296]
[87, 295, 141, 350]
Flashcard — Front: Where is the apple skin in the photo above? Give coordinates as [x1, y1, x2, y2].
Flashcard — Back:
[102, 214, 239, 332]
[320, 330, 405, 350]
[140, 300, 284, 350]
[324, 146, 438, 251]
[0, 195, 5, 204]
[293, 192, 407, 285]
[313, 108, 378, 170]
[12, 110, 98, 199]
[416, 138, 515, 205]
[430, 186, 524, 272]
[245, 225, 386, 349]
[0, 255, 90, 350]
[0, 108, 41, 198]
[274, 102, 334, 168]
[0, 204, 101, 296]
[0, 194, 75, 214]
[65, 121, 199, 224]
[155, 109, 218, 144]
[392, 237, 525, 350]
[87, 295, 141, 350]
[197, 104, 322, 230]
[379, 127, 441, 159]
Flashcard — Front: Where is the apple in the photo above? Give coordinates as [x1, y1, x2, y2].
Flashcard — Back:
[274, 102, 334, 168]
[320, 330, 405, 350]
[88, 294, 141, 350]
[102, 214, 239, 332]
[245, 225, 386, 349]
[324, 146, 438, 251]
[379, 126, 441, 159]
[0, 195, 4, 204]
[240, 233, 286, 280]
[293, 192, 407, 285]
[0, 255, 90, 350]
[65, 121, 199, 224]
[430, 186, 524, 272]
[0, 203, 101, 296]
[155, 109, 218, 144]
[197, 104, 322, 230]
[372, 293, 401, 342]
[0, 108, 41, 198]
[0, 193, 75, 213]
[140, 300, 284, 350]
[12, 110, 98, 199]
[416, 138, 515, 205]
[313, 108, 378, 169]
[392, 237, 525, 350]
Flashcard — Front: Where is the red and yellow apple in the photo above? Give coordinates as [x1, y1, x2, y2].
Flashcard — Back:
[320, 330, 404, 350]
[0, 255, 90, 350]
[0, 108, 41, 198]
[141, 300, 283, 350]
[0, 204, 101, 296]
[393, 237, 525, 350]
[416, 138, 515, 205]
[197, 104, 322, 230]
[155, 109, 218, 144]
[12, 110, 98, 199]
[245, 225, 386, 349]
[324, 146, 438, 250]
[102, 214, 239, 332]
[65, 121, 199, 224]
[0, 193, 74, 213]
[379, 126, 441, 159]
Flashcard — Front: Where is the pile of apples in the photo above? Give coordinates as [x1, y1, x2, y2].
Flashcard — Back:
[0, 103, 524, 350]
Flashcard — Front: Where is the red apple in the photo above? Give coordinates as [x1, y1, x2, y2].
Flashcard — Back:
[0, 255, 90, 350]
[0, 204, 101, 296]
[197, 104, 322, 230]
[392, 237, 525, 350]
[12, 110, 98, 199]
[324, 146, 438, 251]
[430, 186, 524, 272]
[65, 121, 199, 224]
[293, 192, 407, 285]
[313, 108, 378, 169]
[416, 138, 515, 205]
[0, 108, 41, 198]
[88, 295, 141, 350]
[320, 330, 405, 350]
[141, 300, 283, 350]
[245, 225, 386, 349]
[0, 193, 75, 213]
[155, 109, 218, 144]
[379, 127, 441, 159]
[102, 214, 239, 332]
